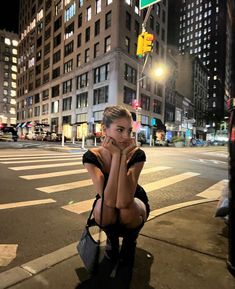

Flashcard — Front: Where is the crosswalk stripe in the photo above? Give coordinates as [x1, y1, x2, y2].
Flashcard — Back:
[143, 172, 200, 193]
[36, 179, 93, 193]
[21, 166, 171, 180]
[0, 154, 82, 161]
[1, 156, 82, 164]
[36, 166, 173, 193]
[62, 172, 200, 215]
[62, 199, 94, 214]
[9, 161, 82, 171]
[196, 179, 228, 199]
[0, 153, 82, 158]
[20, 169, 87, 180]
[0, 199, 56, 210]
[140, 166, 171, 175]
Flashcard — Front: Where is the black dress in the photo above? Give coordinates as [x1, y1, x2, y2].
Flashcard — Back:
[82, 148, 150, 217]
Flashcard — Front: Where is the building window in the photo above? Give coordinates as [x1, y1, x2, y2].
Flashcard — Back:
[123, 86, 136, 105]
[53, 50, 61, 64]
[95, 20, 100, 36]
[153, 99, 162, 114]
[93, 86, 109, 105]
[64, 41, 74, 56]
[64, 59, 73, 73]
[77, 72, 88, 89]
[94, 42, 99, 58]
[140, 94, 150, 111]
[65, 22, 74, 39]
[105, 11, 112, 29]
[76, 92, 88, 108]
[125, 37, 130, 53]
[78, 13, 82, 28]
[34, 106, 40, 117]
[42, 103, 49, 115]
[64, 2, 76, 22]
[54, 33, 61, 47]
[96, 0, 101, 14]
[63, 79, 73, 94]
[85, 48, 90, 63]
[87, 6, 91, 21]
[94, 63, 109, 84]
[85, 27, 90, 42]
[54, 16, 62, 32]
[62, 97, 72, 111]
[77, 33, 82, 47]
[77, 53, 81, 67]
[126, 12, 131, 30]
[124, 64, 137, 84]
[51, 100, 59, 113]
[52, 84, 60, 98]
[104, 36, 111, 52]
[52, 67, 60, 79]
[42, 89, 49, 101]
[134, 20, 139, 37]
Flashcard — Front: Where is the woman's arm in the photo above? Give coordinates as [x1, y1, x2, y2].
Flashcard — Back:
[101, 136, 121, 207]
[116, 141, 145, 208]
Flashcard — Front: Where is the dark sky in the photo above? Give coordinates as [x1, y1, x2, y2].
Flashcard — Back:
[0, 1, 19, 34]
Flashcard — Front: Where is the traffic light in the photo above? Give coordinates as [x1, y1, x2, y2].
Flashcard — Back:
[136, 33, 145, 58]
[143, 32, 154, 54]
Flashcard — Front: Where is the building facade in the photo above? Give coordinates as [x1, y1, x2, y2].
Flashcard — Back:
[0, 30, 18, 127]
[17, 0, 168, 140]
[168, 0, 227, 128]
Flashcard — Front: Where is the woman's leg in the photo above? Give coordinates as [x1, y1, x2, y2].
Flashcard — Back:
[118, 198, 147, 228]
[93, 198, 118, 226]
[118, 198, 147, 266]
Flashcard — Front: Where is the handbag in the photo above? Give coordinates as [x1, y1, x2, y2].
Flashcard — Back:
[77, 195, 104, 274]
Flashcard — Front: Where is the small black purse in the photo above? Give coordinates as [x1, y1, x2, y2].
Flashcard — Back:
[77, 196, 104, 274]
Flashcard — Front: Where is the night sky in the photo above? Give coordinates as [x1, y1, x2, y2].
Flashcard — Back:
[0, 1, 19, 34]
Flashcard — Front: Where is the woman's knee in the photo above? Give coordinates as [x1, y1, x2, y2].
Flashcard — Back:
[119, 200, 146, 227]
[93, 200, 117, 226]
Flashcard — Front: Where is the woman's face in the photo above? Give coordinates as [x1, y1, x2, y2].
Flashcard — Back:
[104, 117, 133, 149]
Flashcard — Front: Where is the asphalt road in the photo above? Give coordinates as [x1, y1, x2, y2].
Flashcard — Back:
[0, 143, 228, 273]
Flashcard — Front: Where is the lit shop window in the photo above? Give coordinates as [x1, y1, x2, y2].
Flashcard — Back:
[12, 48, 17, 55]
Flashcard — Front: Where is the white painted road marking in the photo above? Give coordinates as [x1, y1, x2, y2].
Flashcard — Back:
[20, 169, 87, 180]
[143, 172, 200, 193]
[1, 156, 82, 164]
[0, 199, 56, 210]
[9, 161, 82, 171]
[196, 179, 228, 199]
[0, 153, 83, 161]
[36, 179, 93, 193]
[0, 245, 18, 266]
[140, 166, 171, 175]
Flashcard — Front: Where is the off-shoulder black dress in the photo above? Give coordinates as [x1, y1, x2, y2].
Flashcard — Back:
[82, 148, 150, 217]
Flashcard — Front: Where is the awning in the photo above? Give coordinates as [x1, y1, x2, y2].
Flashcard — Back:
[21, 122, 27, 128]
[16, 123, 21, 128]
[26, 121, 32, 127]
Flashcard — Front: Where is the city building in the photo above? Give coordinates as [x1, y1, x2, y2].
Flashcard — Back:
[17, 0, 168, 141]
[168, 0, 227, 129]
[0, 30, 18, 127]
[165, 47, 208, 140]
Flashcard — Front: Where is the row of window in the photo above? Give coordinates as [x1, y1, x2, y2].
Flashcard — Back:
[17, 84, 162, 120]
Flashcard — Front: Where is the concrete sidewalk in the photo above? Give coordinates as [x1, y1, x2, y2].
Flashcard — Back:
[1, 201, 234, 289]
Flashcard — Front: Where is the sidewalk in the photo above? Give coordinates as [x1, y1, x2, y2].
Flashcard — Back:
[0, 201, 234, 289]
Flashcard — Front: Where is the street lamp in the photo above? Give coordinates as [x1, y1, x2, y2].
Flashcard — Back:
[135, 62, 169, 144]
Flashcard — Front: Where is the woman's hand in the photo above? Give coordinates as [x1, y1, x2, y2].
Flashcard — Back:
[121, 138, 137, 156]
[102, 136, 120, 155]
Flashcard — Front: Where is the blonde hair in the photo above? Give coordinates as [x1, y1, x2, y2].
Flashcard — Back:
[102, 105, 132, 128]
